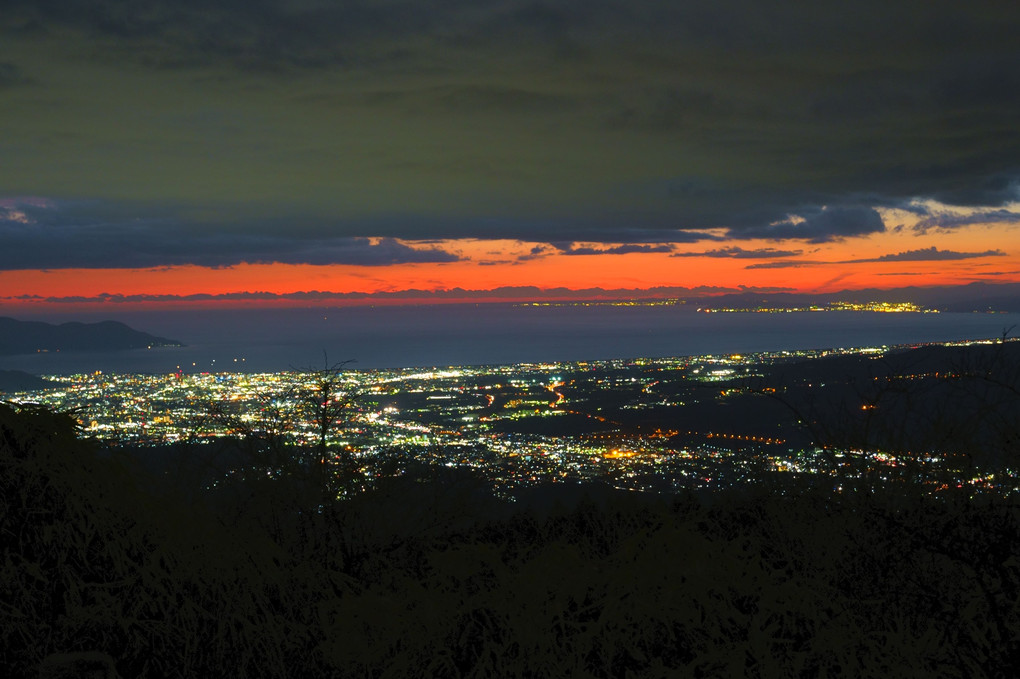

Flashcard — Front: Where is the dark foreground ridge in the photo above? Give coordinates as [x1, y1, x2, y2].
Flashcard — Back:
[2, 401, 1018, 678]
[0, 316, 183, 356]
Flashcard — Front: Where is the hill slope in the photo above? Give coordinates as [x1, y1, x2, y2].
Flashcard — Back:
[0, 317, 183, 356]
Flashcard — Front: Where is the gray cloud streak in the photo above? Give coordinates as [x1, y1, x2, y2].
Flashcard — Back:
[744, 261, 814, 270]
[744, 246, 1007, 269]
[672, 247, 803, 259]
[841, 247, 1006, 263]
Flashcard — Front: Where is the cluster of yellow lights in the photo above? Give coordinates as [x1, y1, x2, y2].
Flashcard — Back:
[701, 301, 938, 314]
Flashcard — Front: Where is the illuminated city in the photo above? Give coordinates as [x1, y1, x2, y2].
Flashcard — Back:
[11, 339, 1017, 498]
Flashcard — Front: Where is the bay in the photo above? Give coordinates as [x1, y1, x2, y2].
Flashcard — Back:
[2, 304, 1017, 376]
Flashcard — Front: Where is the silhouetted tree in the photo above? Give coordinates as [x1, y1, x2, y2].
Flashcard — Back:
[202, 384, 297, 471]
[297, 355, 361, 501]
[195, 354, 362, 504]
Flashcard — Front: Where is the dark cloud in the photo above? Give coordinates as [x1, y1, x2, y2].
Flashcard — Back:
[672, 246, 802, 259]
[843, 246, 1006, 263]
[924, 181, 1020, 210]
[729, 206, 887, 243]
[514, 245, 553, 262]
[911, 208, 1020, 232]
[0, 205, 460, 269]
[0, 1, 1018, 251]
[423, 85, 579, 115]
[1, 1, 403, 70]
[540, 228, 711, 245]
[0, 62, 30, 88]
[609, 86, 737, 133]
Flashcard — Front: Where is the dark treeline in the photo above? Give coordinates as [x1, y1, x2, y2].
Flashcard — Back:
[3, 399, 1019, 678]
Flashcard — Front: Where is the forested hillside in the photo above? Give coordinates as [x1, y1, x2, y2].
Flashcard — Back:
[2, 402, 1018, 678]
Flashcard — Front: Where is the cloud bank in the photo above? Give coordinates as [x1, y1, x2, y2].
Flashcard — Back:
[0, 203, 460, 269]
[0, 1, 1018, 258]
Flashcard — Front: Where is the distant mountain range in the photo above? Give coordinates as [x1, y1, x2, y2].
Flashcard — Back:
[0, 317, 183, 356]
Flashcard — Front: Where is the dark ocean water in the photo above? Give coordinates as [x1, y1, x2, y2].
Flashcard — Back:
[3, 305, 1018, 376]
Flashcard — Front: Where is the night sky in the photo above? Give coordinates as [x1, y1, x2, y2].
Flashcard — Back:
[2, 1, 1019, 311]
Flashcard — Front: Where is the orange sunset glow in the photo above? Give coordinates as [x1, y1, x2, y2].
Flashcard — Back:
[4, 220, 1017, 313]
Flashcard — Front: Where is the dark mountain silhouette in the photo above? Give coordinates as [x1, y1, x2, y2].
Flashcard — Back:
[0, 317, 183, 356]
[0, 370, 55, 393]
